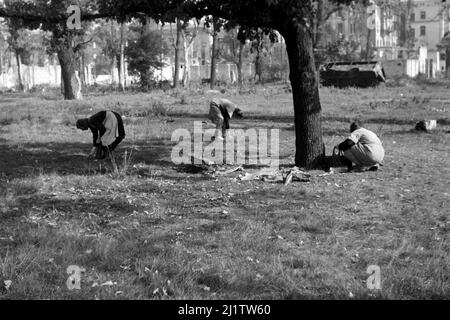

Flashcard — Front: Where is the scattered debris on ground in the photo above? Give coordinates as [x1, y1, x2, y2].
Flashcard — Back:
[239, 166, 311, 184]
[175, 162, 313, 185]
[214, 166, 244, 176]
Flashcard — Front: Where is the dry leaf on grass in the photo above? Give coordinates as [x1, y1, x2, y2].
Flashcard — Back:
[92, 280, 117, 287]
[4, 280, 12, 291]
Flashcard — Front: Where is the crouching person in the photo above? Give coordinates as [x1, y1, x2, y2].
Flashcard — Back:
[336, 121, 384, 172]
[208, 98, 243, 140]
[76, 110, 125, 160]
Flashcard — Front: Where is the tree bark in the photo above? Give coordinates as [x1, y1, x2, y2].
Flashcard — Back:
[57, 46, 81, 100]
[0, 48, 3, 75]
[366, 28, 372, 60]
[237, 41, 244, 87]
[61, 68, 64, 95]
[446, 48, 450, 78]
[405, 0, 412, 59]
[14, 50, 24, 91]
[181, 22, 198, 87]
[173, 18, 182, 88]
[110, 20, 117, 85]
[111, 55, 117, 85]
[119, 23, 125, 91]
[313, 0, 324, 49]
[280, 22, 324, 168]
[254, 45, 262, 83]
[80, 52, 86, 87]
[182, 32, 191, 87]
[210, 18, 219, 89]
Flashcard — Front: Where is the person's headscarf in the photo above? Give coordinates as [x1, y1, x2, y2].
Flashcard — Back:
[350, 121, 362, 133]
[76, 118, 90, 130]
[234, 108, 244, 119]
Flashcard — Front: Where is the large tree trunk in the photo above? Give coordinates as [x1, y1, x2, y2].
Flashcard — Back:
[110, 21, 117, 86]
[79, 52, 86, 87]
[210, 19, 219, 89]
[111, 55, 117, 85]
[405, 0, 412, 59]
[446, 48, 450, 78]
[182, 22, 198, 87]
[280, 23, 324, 169]
[0, 49, 3, 75]
[14, 50, 24, 92]
[58, 46, 82, 100]
[254, 45, 262, 83]
[237, 41, 244, 87]
[119, 23, 125, 91]
[61, 68, 64, 95]
[313, 0, 324, 49]
[182, 33, 191, 87]
[366, 28, 372, 60]
[173, 18, 182, 88]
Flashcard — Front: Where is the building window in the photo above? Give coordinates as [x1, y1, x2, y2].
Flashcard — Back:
[410, 13, 415, 22]
[420, 26, 426, 36]
[420, 11, 426, 20]
[337, 23, 344, 34]
[350, 23, 355, 34]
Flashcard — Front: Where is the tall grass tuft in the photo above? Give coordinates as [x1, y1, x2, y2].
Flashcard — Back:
[150, 101, 168, 117]
[110, 149, 133, 178]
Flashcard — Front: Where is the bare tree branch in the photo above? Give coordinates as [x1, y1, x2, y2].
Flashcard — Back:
[74, 37, 93, 52]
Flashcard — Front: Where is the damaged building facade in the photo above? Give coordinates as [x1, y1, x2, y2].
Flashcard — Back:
[321, 0, 450, 79]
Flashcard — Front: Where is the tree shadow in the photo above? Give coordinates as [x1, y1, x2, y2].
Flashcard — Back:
[169, 113, 450, 129]
[323, 116, 450, 126]
[0, 138, 173, 180]
[0, 135, 296, 182]
[168, 112, 295, 124]
[3, 194, 141, 221]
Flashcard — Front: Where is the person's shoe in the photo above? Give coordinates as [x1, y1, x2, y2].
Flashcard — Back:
[369, 165, 379, 172]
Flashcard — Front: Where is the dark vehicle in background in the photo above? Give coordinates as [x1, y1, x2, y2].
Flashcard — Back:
[320, 61, 386, 88]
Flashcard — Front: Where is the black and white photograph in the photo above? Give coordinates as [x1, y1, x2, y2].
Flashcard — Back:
[0, 0, 448, 305]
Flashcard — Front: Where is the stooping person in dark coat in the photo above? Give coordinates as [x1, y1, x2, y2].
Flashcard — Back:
[76, 110, 125, 159]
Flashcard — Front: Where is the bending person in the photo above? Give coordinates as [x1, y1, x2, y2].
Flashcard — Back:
[336, 121, 384, 172]
[76, 110, 126, 159]
[208, 98, 243, 140]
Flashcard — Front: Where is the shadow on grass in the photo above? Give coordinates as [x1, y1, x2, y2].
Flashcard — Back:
[0, 194, 143, 223]
[324, 116, 450, 126]
[0, 135, 288, 184]
[168, 112, 450, 130]
[0, 138, 173, 180]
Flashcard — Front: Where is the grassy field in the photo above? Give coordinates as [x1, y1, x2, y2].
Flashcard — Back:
[0, 82, 449, 299]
